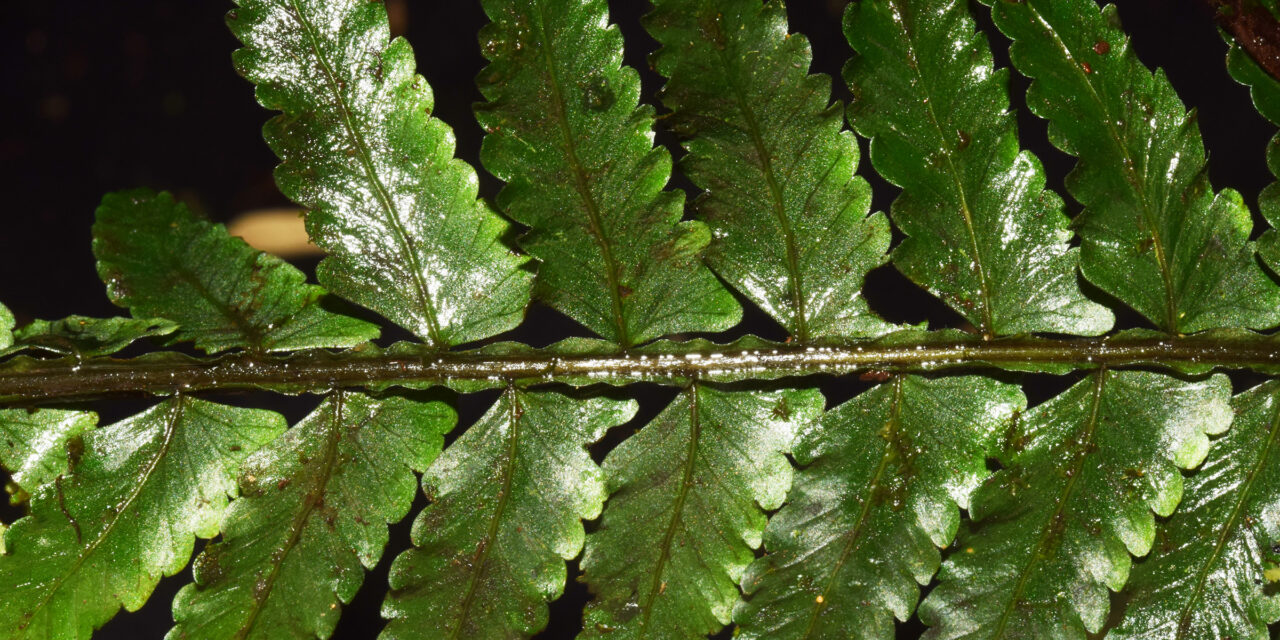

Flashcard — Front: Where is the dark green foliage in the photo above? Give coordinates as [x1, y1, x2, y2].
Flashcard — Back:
[3, 0, 1280, 638]
[845, 0, 1110, 337]
[735, 375, 1022, 640]
[475, 0, 740, 347]
[980, 0, 1280, 333]
[645, 0, 892, 340]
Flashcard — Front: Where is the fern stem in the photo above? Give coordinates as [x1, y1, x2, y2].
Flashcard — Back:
[2, 335, 1279, 404]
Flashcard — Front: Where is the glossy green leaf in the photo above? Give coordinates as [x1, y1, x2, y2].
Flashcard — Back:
[981, 0, 1280, 333]
[6, 316, 176, 358]
[0, 397, 285, 640]
[735, 375, 1023, 640]
[93, 189, 378, 354]
[919, 370, 1232, 639]
[382, 389, 636, 639]
[475, 0, 740, 347]
[230, 0, 533, 347]
[644, 0, 892, 341]
[579, 384, 823, 639]
[845, 0, 1111, 337]
[0, 302, 12, 351]
[170, 392, 453, 640]
[1105, 378, 1280, 639]
[0, 409, 95, 504]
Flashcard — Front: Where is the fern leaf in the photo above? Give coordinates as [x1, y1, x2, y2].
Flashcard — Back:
[0, 398, 285, 640]
[4, 317, 176, 358]
[1106, 380, 1280, 639]
[229, 0, 533, 348]
[475, 0, 740, 347]
[93, 189, 378, 353]
[643, 0, 892, 341]
[979, 0, 1280, 334]
[382, 389, 635, 639]
[0, 409, 95, 504]
[169, 392, 453, 639]
[919, 370, 1232, 639]
[0, 303, 12, 351]
[845, 0, 1111, 337]
[579, 385, 823, 638]
[735, 375, 1023, 640]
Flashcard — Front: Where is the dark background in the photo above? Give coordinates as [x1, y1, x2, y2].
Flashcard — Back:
[0, 0, 1274, 638]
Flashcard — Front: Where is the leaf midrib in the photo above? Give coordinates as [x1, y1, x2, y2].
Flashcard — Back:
[447, 387, 522, 639]
[882, 0, 996, 337]
[285, 0, 445, 347]
[989, 368, 1107, 639]
[1172, 390, 1280, 638]
[21, 397, 185, 628]
[711, 33, 810, 342]
[1021, 3, 1179, 332]
[799, 375, 904, 640]
[232, 392, 351, 639]
[530, 2, 632, 347]
[637, 382, 702, 636]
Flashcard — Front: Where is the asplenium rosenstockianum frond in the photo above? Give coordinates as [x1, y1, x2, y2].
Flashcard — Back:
[2, 0, 1280, 639]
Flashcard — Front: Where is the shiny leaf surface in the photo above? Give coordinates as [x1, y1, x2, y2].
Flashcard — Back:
[919, 370, 1232, 639]
[735, 376, 1023, 640]
[0, 398, 285, 640]
[93, 189, 378, 353]
[981, 0, 1280, 333]
[169, 392, 453, 639]
[230, 0, 533, 347]
[644, 0, 892, 341]
[845, 0, 1111, 337]
[382, 389, 636, 639]
[475, 0, 740, 347]
[6, 316, 176, 358]
[0, 409, 95, 504]
[579, 384, 824, 639]
[1107, 379, 1280, 639]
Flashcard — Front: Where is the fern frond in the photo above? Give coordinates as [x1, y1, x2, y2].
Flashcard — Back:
[919, 371, 1232, 639]
[644, 0, 892, 341]
[93, 189, 378, 353]
[229, 0, 533, 348]
[0, 409, 95, 504]
[0, 398, 285, 640]
[845, 0, 1111, 337]
[381, 389, 635, 638]
[1107, 380, 1280, 640]
[980, 0, 1280, 333]
[735, 375, 1022, 640]
[579, 385, 823, 638]
[169, 392, 452, 639]
[475, 0, 741, 347]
